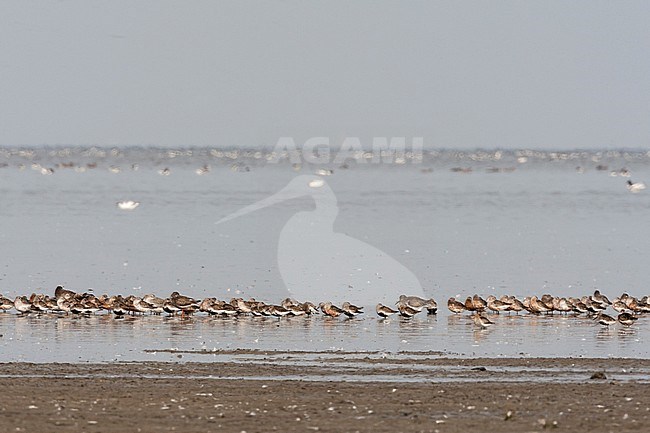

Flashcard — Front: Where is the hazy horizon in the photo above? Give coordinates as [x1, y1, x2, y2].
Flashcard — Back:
[2, 145, 650, 153]
[2, 1, 649, 149]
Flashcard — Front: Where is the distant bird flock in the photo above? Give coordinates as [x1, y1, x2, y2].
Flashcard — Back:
[8, 152, 647, 196]
[0, 287, 647, 329]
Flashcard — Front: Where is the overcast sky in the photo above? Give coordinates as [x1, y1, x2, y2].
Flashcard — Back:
[1, 1, 649, 149]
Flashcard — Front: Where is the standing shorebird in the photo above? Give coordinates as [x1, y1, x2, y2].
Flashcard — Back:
[14, 296, 33, 314]
[611, 300, 628, 313]
[486, 296, 510, 314]
[529, 296, 552, 314]
[595, 313, 617, 327]
[216, 176, 426, 305]
[591, 290, 611, 305]
[0, 295, 14, 312]
[319, 302, 344, 318]
[617, 312, 638, 326]
[472, 312, 494, 329]
[447, 297, 465, 314]
[376, 303, 398, 318]
[341, 302, 364, 318]
[471, 295, 488, 312]
[54, 285, 76, 300]
[142, 294, 166, 314]
[397, 303, 419, 318]
[508, 297, 525, 314]
[170, 291, 200, 315]
[396, 295, 437, 314]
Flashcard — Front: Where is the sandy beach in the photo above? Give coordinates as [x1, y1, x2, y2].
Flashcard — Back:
[1, 356, 649, 433]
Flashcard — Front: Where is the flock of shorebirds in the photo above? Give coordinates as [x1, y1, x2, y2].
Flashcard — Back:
[0, 286, 647, 330]
[0, 287, 432, 320]
[444, 291, 647, 329]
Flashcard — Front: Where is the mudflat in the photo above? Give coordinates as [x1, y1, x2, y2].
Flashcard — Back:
[1, 356, 649, 433]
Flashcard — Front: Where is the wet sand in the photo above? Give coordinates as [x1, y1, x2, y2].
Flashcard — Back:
[1, 356, 649, 432]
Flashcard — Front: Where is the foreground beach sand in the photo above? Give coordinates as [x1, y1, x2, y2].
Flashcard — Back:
[1, 356, 649, 432]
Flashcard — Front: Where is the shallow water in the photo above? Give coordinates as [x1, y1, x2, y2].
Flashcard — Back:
[0, 310, 647, 362]
[0, 147, 649, 361]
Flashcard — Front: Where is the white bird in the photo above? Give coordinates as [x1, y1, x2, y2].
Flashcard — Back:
[117, 200, 140, 210]
[308, 178, 324, 188]
[627, 180, 646, 193]
[216, 175, 425, 305]
[195, 165, 210, 175]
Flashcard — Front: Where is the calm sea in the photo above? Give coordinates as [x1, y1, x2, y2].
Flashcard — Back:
[0, 147, 648, 361]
